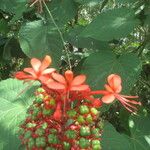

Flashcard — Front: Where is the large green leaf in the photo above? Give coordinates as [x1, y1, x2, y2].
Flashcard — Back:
[0, 0, 27, 21]
[66, 25, 110, 50]
[0, 79, 39, 150]
[101, 122, 131, 150]
[80, 8, 140, 41]
[19, 20, 63, 68]
[3, 38, 25, 60]
[80, 50, 141, 93]
[47, 0, 78, 26]
[128, 115, 150, 150]
[102, 115, 150, 150]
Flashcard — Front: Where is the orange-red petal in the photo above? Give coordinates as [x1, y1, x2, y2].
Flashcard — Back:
[115, 85, 122, 93]
[71, 85, 89, 91]
[39, 75, 53, 83]
[102, 94, 115, 104]
[30, 58, 41, 72]
[107, 74, 122, 92]
[71, 75, 86, 86]
[15, 71, 34, 80]
[52, 73, 66, 84]
[65, 70, 73, 84]
[104, 84, 114, 93]
[23, 68, 37, 78]
[46, 81, 66, 90]
[42, 68, 56, 75]
[39, 55, 52, 72]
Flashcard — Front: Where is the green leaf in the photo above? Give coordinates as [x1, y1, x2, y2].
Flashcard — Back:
[3, 38, 25, 60]
[74, 0, 102, 5]
[19, 20, 63, 68]
[129, 115, 150, 150]
[116, 0, 137, 4]
[48, 0, 77, 26]
[0, 79, 39, 149]
[66, 25, 110, 50]
[80, 50, 141, 93]
[80, 8, 140, 41]
[0, 19, 9, 35]
[102, 115, 150, 150]
[101, 122, 131, 150]
[145, 5, 150, 25]
[0, 0, 27, 21]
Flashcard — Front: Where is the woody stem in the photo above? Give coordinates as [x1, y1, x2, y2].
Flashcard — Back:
[43, 1, 72, 70]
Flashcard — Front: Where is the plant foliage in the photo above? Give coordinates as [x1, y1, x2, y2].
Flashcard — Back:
[0, 0, 150, 149]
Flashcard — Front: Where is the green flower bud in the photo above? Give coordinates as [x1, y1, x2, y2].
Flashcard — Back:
[92, 128, 100, 134]
[49, 98, 56, 106]
[92, 144, 102, 150]
[37, 88, 45, 93]
[35, 128, 45, 136]
[36, 137, 46, 147]
[80, 126, 91, 136]
[49, 128, 58, 134]
[65, 130, 77, 139]
[86, 114, 93, 123]
[48, 134, 59, 144]
[67, 110, 77, 117]
[63, 142, 71, 150]
[35, 94, 44, 103]
[97, 121, 104, 129]
[41, 122, 48, 129]
[77, 115, 85, 124]
[24, 131, 32, 139]
[91, 128, 100, 138]
[79, 138, 90, 148]
[92, 140, 101, 150]
[35, 97, 43, 104]
[43, 108, 54, 115]
[28, 138, 35, 149]
[33, 108, 40, 116]
[45, 147, 56, 150]
[26, 123, 36, 128]
[79, 105, 89, 114]
[90, 108, 98, 115]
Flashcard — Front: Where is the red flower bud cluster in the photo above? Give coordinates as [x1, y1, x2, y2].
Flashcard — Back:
[19, 88, 103, 149]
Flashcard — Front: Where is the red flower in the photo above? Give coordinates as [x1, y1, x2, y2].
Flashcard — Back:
[91, 74, 141, 113]
[15, 55, 55, 82]
[45, 70, 90, 93]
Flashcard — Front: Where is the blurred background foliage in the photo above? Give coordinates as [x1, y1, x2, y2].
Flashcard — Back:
[0, 0, 150, 149]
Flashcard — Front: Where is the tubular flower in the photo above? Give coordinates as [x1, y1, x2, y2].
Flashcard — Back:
[45, 70, 90, 93]
[92, 74, 141, 113]
[53, 102, 62, 121]
[15, 55, 55, 82]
